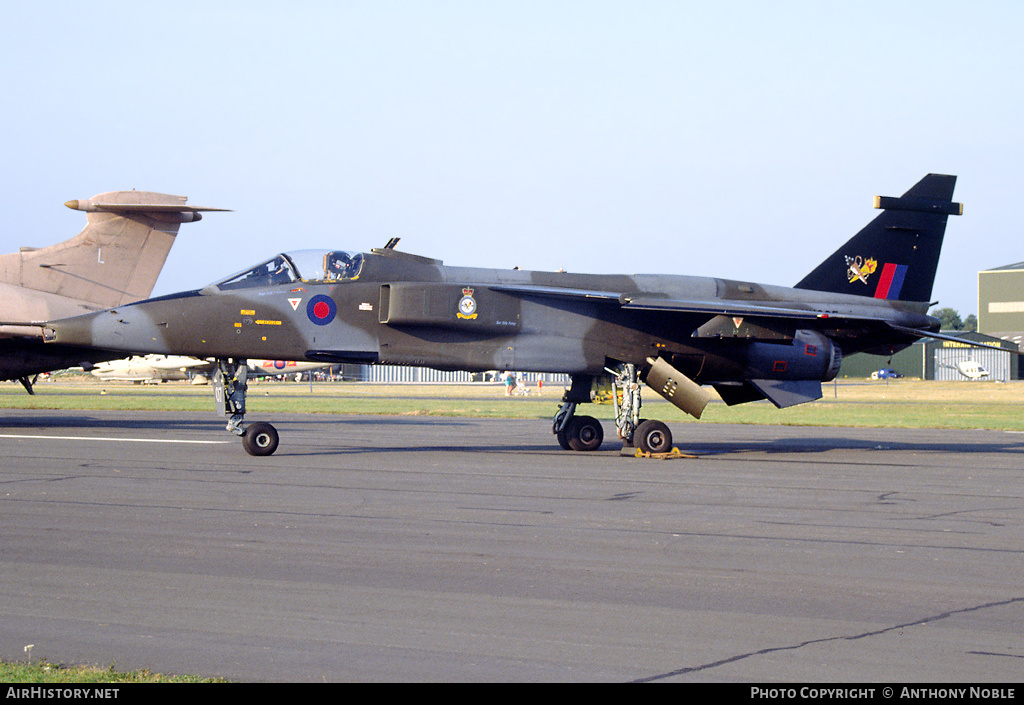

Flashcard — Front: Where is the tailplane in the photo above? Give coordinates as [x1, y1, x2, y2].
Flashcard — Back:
[795, 174, 961, 303]
[0, 191, 228, 309]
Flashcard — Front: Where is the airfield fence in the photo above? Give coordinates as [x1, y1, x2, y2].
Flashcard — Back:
[357, 365, 569, 385]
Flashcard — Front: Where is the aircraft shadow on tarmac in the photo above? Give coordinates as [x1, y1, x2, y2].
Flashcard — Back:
[0, 414, 225, 434]
[672, 435, 1024, 457]
[239, 415, 1024, 457]
[275, 425, 1024, 459]
[319, 417, 1024, 457]
[3, 413, 1023, 457]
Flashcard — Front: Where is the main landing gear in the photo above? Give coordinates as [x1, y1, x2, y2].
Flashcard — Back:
[18, 375, 37, 395]
[551, 364, 674, 454]
[213, 358, 280, 456]
[553, 374, 602, 451]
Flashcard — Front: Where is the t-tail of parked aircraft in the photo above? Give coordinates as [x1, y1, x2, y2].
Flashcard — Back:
[0, 190, 226, 391]
[0, 191, 229, 327]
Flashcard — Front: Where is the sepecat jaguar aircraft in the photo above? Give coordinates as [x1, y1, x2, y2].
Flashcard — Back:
[38, 174, 968, 456]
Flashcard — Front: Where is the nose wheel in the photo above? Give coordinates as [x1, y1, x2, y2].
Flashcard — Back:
[243, 421, 280, 456]
[214, 358, 281, 456]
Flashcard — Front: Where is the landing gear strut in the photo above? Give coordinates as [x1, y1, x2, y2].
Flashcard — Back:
[551, 364, 676, 454]
[17, 375, 37, 395]
[213, 358, 279, 456]
[607, 363, 673, 454]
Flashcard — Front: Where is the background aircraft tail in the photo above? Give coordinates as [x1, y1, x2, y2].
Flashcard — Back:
[795, 174, 961, 303]
[0, 190, 227, 309]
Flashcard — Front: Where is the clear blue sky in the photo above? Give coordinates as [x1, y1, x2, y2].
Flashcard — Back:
[2, 1, 1020, 318]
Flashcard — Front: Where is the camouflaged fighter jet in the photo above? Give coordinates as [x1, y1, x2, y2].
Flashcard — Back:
[0, 191, 226, 392]
[38, 174, 964, 456]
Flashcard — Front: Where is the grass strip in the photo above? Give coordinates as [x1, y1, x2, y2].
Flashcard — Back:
[0, 659, 224, 683]
[4, 377, 1023, 431]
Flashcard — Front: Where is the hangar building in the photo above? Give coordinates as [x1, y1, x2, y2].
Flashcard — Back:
[839, 331, 1016, 381]
[978, 261, 1024, 354]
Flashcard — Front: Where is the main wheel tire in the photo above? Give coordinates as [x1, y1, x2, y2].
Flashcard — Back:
[635, 419, 672, 454]
[556, 428, 573, 451]
[243, 421, 279, 456]
[567, 415, 604, 452]
[620, 418, 648, 447]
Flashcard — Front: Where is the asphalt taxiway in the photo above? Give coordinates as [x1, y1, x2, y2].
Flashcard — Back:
[1, 410, 1021, 682]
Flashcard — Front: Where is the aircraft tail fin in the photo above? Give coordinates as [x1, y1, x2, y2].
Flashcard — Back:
[0, 191, 228, 309]
[794, 174, 960, 303]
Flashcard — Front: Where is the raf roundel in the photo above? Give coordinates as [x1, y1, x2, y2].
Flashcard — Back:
[306, 294, 337, 326]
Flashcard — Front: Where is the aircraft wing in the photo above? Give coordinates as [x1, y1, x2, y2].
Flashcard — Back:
[491, 283, 865, 322]
[489, 284, 624, 303]
[885, 324, 1021, 353]
[619, 295, 827, 320]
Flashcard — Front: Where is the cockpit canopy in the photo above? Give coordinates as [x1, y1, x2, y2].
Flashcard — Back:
[214, 250, 364, 290]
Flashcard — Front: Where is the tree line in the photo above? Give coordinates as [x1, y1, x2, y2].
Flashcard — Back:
[928, 307, 977, 332]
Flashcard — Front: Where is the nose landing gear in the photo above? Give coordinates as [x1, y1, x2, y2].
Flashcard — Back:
[242, 421, 280, 456]
[214, 358, 280, 456]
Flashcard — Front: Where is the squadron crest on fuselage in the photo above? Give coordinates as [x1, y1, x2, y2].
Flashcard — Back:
[457, 287, 478, 320]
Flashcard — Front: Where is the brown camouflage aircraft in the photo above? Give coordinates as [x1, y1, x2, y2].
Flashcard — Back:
[39, 175, 964, 456]
[0, 191, 225, 392]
